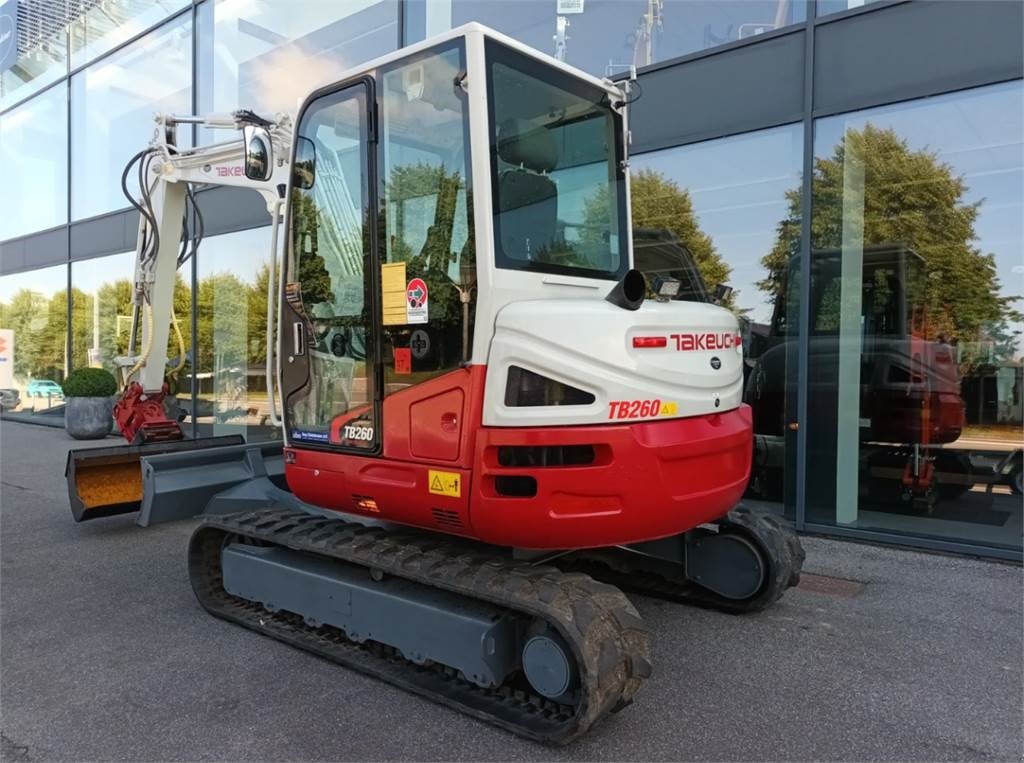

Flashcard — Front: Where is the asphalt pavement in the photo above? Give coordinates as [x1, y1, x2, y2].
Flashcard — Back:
[1, 421, 1021, 762]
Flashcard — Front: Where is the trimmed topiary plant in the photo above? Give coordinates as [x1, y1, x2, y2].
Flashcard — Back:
[62, 368, 118, 398]
[63, 368, 118, 440]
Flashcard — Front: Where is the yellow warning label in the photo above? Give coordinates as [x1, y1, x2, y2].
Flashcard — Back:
[660, 401, 678, 416]
[381, 262, 407, 326]
[428, 469, 461, 498]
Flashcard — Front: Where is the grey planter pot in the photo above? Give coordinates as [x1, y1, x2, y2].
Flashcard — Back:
[65, 396, 115, 440]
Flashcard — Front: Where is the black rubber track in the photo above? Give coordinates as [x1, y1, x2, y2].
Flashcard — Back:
[188, 508, 652, 745]
[563, 505, 806, 614]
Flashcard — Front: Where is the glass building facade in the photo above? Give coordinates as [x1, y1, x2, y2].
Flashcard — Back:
[1, 0, 1021, 559]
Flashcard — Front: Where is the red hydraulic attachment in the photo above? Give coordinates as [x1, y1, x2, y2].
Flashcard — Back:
[113, 381, 183, 444]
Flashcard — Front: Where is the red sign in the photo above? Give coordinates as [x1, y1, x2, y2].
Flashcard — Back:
[393, 347, 412, 375]
[406, 278, 428, 308]
[406, 277, 428, 324]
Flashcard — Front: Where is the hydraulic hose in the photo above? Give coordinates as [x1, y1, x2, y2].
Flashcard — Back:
[168, 309, 186, 375]
[128, 303, 155, 380]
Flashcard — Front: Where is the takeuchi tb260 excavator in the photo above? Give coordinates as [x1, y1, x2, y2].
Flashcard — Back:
[65, 25, 803, 743]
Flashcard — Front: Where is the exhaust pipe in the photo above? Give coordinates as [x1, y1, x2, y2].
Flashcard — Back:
[605, 269, 646, 311]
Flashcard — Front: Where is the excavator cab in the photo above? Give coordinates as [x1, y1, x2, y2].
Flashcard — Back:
[277, 35, 630, 457]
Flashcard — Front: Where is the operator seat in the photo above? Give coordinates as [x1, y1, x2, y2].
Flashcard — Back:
[496, 118, 558, 261]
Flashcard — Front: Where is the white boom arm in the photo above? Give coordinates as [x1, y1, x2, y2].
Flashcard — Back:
[122, 111, 292, 426]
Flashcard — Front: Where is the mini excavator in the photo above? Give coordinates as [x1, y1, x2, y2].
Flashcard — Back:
[65, 25, 803, 743]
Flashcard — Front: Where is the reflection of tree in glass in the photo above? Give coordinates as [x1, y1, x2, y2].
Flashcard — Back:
[585, 168, 734, 308]
[197, 272, 248, 373]
[385, 162, 472, 330]
[762, 124, 1021, 357]
[0, 289, 52, 379]
[290, 191, 336, 311]
[67, 277, 190, 375]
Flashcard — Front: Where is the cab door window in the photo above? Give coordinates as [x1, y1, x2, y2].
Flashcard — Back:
[284, 82, 378, 451]
[378, 42, 474, 391]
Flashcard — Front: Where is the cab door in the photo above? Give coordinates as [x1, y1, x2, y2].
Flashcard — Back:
[281, 78, 381, 454]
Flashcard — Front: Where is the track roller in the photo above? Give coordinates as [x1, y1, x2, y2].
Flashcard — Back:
[188, 508, 652, 744]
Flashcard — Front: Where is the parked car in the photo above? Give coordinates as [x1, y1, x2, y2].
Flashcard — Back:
[25, 379, 64, 399]
[0, 388, 20, 410]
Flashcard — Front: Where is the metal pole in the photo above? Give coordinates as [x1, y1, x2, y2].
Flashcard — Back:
[794, 0, 817, 530]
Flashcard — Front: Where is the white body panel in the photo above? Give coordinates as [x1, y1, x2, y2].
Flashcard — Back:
[461, 25, 633, 366]
[484, 299, 743, 427]
[125, 114, 291, 394]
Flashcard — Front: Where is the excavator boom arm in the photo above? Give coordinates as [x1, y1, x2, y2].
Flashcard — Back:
[115, 111, 292, 443]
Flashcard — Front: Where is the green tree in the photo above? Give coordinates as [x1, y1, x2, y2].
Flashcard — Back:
[197, 272, 249, 375]
[585, 168, 734, 308]
[24, 289, 69, 382]
[761, 124, 1021, 352]
[247, 264, 271, 366]
[0, 288, 50, 379]
[69, 286, 92, 370]
[97, 278, 135, 363]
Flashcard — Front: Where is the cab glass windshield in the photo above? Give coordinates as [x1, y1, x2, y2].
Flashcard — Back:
[485, 39, 628, 280]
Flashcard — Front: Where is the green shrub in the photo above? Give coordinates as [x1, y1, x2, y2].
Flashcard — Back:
[62, 368, 118, 398]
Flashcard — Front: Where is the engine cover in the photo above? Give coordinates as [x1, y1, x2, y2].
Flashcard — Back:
[483, 298, 743, 427]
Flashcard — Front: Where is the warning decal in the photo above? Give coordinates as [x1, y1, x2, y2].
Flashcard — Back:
[428, 469, 461, 498]
[406, 277, 428, 324]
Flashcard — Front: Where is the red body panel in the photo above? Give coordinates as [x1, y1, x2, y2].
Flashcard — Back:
[285, 366, 752, 549]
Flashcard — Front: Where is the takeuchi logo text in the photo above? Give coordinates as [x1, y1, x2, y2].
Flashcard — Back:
[670, 333, 737, 351]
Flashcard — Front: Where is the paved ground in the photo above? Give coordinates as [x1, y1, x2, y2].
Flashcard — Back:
[1, 420, 1021, 762]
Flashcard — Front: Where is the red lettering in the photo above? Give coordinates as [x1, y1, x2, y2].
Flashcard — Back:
[609, 399, 669, 419]
[670, 333, 735, 352]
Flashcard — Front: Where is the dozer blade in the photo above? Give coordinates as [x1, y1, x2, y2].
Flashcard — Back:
[65, 436, 244, 522]
[137, 439, 284, 526]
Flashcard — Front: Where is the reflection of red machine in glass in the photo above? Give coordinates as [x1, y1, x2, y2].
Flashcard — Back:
[750, 244, 966, 443]
[852, 246, 963, 447]
[864, 340, 964, 444]
[745, 244, 968, 507]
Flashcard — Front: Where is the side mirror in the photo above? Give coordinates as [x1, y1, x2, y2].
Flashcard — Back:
[293, 136, 316, 190]
[243, 125, 273, 181]
[713, 283, 734, 306]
